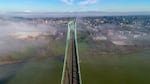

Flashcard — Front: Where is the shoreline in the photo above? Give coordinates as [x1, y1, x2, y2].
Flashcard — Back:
[0, 60, 25, 65]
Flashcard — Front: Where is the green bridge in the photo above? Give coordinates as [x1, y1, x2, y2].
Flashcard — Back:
[61, 21, 82, 84]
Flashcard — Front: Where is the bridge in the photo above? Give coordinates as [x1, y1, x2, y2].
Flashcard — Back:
[61, 21, 82, 84]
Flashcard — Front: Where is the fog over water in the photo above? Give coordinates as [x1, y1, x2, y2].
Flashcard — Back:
[0, 20, 57, 55]
[0, 16, 65, 84]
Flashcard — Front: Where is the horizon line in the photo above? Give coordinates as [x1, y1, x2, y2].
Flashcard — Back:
[0, 11, 150, 17]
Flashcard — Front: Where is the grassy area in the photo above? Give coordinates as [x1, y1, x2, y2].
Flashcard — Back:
[78, 42, 150, 84]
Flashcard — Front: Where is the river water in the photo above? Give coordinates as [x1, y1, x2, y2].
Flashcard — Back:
[0, 20, 63, 84]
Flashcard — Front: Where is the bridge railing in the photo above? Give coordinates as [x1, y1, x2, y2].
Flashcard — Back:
[60, 21, 71, 84]
[61, 21, 82, 84]
[74, 22, 82, 84]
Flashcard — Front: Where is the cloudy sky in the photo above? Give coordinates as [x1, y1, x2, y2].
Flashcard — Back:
[0, 0, 150, 12]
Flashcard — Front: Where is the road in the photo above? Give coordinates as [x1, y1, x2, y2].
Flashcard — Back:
[61, 21, 82, 84]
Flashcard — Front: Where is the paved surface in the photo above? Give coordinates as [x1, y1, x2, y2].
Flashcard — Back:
[61, 21, 81, 84]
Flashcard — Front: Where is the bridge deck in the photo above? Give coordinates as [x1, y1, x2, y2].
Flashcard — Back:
[61, 21, 81, 84]
[63, 31, 80, 84]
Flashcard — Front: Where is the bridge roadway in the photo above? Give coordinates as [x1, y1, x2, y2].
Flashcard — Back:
[61, 21, 82, 84]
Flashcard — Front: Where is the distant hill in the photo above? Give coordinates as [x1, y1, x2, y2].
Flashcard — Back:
[0, 11, 150, 18]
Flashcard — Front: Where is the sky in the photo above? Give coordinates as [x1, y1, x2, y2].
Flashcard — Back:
[0, 0, 150, 12]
